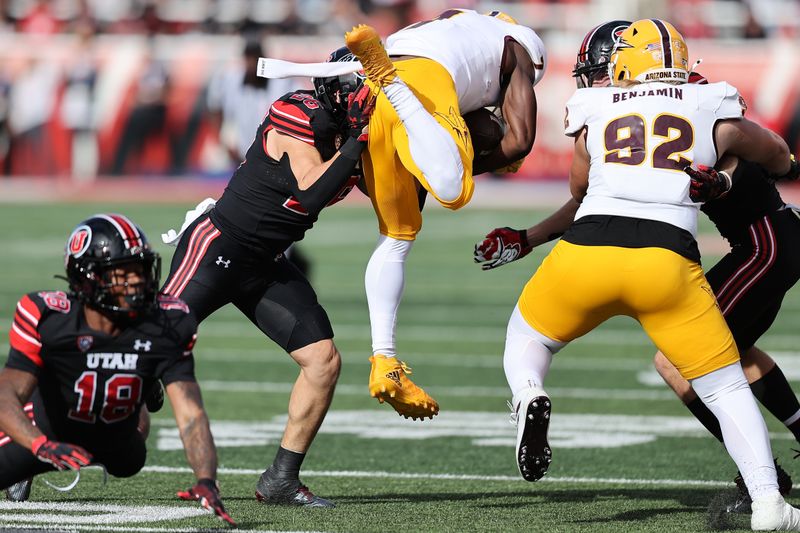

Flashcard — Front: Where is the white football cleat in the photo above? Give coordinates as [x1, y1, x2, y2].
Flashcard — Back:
[752, 492, 800, 530]
[511, 385, 552, 482]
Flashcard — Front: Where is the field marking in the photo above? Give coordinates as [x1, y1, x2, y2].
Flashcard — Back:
[0, 523, 307, 533]
[143, 465, 730, 488]
[0, 501, 205, 525]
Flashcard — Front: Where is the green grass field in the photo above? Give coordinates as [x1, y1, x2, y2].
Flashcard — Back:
[1, 201, 799, 532]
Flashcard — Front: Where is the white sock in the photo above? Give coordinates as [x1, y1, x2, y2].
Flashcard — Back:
[383, 79, 464, 202]
[365, 235, 413, 357]
[504, 305, 565, 399]
[691, 363, 779, 501]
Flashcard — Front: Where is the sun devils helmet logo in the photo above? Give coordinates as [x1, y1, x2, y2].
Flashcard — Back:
[67, 226, 92, 258]
[608, 19, 689, 86]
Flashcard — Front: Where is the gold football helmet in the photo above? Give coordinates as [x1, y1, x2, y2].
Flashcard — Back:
[486, 10, 518, 25]
[608, 19, 689, 85]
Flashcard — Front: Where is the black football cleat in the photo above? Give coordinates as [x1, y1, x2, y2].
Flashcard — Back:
[512, 386, 552, 482]
[145, 381, 165, 413]
[255, 471, 334, 508]
[5, 478, 32, 502]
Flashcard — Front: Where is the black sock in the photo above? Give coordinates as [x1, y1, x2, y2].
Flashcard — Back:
[686, 396, 724, 443]
[267, 446, 305, 479]
[749, 366, 800, 442]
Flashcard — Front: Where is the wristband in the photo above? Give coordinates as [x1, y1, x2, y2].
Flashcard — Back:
[339, 137, 365, 161]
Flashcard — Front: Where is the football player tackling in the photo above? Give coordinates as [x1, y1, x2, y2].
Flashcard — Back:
[161, 79, 374, 507]
[493, 19, 800, 530]
[340, 9, 546, 419]
[0, 215, 234, 525]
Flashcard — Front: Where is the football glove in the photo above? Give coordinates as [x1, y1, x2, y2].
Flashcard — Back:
[493, 158, 525, 175]
[31, 436, 92, 471]
[177, 478, 236, 526]
[685, 164, 732, 203]
[346, 84, 376, 142]
[474, 227, 532, 270]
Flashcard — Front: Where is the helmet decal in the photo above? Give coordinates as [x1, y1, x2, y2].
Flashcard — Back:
[67, 225, 91, 258]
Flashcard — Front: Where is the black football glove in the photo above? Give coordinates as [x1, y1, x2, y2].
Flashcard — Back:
[177, 478, 236, 526]
[346, 84, 376, 142]
[685, 164, 732, 203]
[474, 227, 533, 270]
[31, 436, 92, 471]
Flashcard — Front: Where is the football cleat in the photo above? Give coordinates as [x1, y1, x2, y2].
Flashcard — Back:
[511, 386, 552, 482]
[344, 24, 397, 88]
[751, 492, 800, 531]
[368, 354, 439, 419]
[255, 471, 334, 508]
[729, 460, 793, 514]
[5, 478, 32, 502]
[145, 380, 165, 413]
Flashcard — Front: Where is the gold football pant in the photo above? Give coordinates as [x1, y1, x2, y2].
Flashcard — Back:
[518, 240, 739, 380]
[362, 58, 475, 240]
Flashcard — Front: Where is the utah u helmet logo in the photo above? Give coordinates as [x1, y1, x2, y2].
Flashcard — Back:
[67, 225, 92, 258]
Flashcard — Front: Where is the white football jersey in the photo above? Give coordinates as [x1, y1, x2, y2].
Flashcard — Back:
[565, 81, 743, 236]
[385, 9, 546, 113]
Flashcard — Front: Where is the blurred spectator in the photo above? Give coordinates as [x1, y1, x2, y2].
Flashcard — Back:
[7, 57, 59, 175]
[17, 0, 60, 34]
[206, 39, 293, 163]
[60, 23, 99, 180]
[111, 42, 170, 175]
[742, 5, 767, 39]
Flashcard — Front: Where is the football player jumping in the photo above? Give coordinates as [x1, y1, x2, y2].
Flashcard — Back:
[160, 72, 375, 507]
[480, 19, 800, 530]
[0, 214, 234, 525]
[337, 9, 546, 419]
[475, 20, 800, 515]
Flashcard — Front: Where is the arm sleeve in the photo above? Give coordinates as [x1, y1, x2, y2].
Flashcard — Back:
[564, 90, 588, 137]
[284, 138, 366, 215]
[6, 294, 44, 375]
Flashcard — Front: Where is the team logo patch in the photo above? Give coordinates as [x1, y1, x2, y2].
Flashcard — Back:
[134, 339, 152, 352]
[67, 225, 91, 258]
[77, 335, 93, 352]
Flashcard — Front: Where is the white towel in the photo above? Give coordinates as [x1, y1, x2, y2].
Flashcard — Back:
[161, 198, 217, 246]
[256, 57, 363, 79]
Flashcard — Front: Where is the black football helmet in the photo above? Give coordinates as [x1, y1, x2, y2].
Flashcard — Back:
[64, 214, 161, 319]
[573, 20, 632, 88]
[313, 47, 365, 116]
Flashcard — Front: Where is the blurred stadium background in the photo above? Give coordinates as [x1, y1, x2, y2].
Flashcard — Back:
[0, 0, 797, 195]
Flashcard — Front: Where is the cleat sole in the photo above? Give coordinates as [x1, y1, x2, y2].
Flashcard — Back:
[517, 395, 552, 482]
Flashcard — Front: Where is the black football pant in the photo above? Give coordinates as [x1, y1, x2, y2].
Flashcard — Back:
[706, 208, 800, 351]
[161, 213, 333, 352]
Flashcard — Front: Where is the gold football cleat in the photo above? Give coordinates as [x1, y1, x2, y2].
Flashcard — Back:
[345, 24, 397, 88]
[369, 354, 439, 419]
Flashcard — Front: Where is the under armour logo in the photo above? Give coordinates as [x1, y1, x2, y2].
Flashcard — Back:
[216, 256, 231, 268]
[134, 339, 152, 352]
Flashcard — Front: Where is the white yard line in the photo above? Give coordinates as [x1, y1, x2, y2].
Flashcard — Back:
[143, 465, 730, 488]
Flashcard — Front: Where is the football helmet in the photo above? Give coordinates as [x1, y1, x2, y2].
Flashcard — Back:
[609, 19, 689, 86]
[486, 10, 518, 24]
[312, 47, 365, 117]
[573, 20, 631, 88]
[65, 214, 160, 319]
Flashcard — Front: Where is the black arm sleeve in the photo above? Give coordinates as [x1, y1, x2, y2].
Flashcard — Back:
[284, 138, 365, 215]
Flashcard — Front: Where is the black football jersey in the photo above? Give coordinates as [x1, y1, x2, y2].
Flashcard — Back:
[702, 161, 784, 246]
[6, 291, 197, 438]
[211, 90, 360, 254]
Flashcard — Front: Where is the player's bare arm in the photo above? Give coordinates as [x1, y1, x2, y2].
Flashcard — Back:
[167, 380, 217, 481]
[715, 118, 791, 176]
[473, 40, 537, 175]
[568, 127, 590, 202]
[0, 368, 40, 449]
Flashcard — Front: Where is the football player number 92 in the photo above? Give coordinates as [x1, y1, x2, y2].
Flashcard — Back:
[604, 114, 693, 170]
